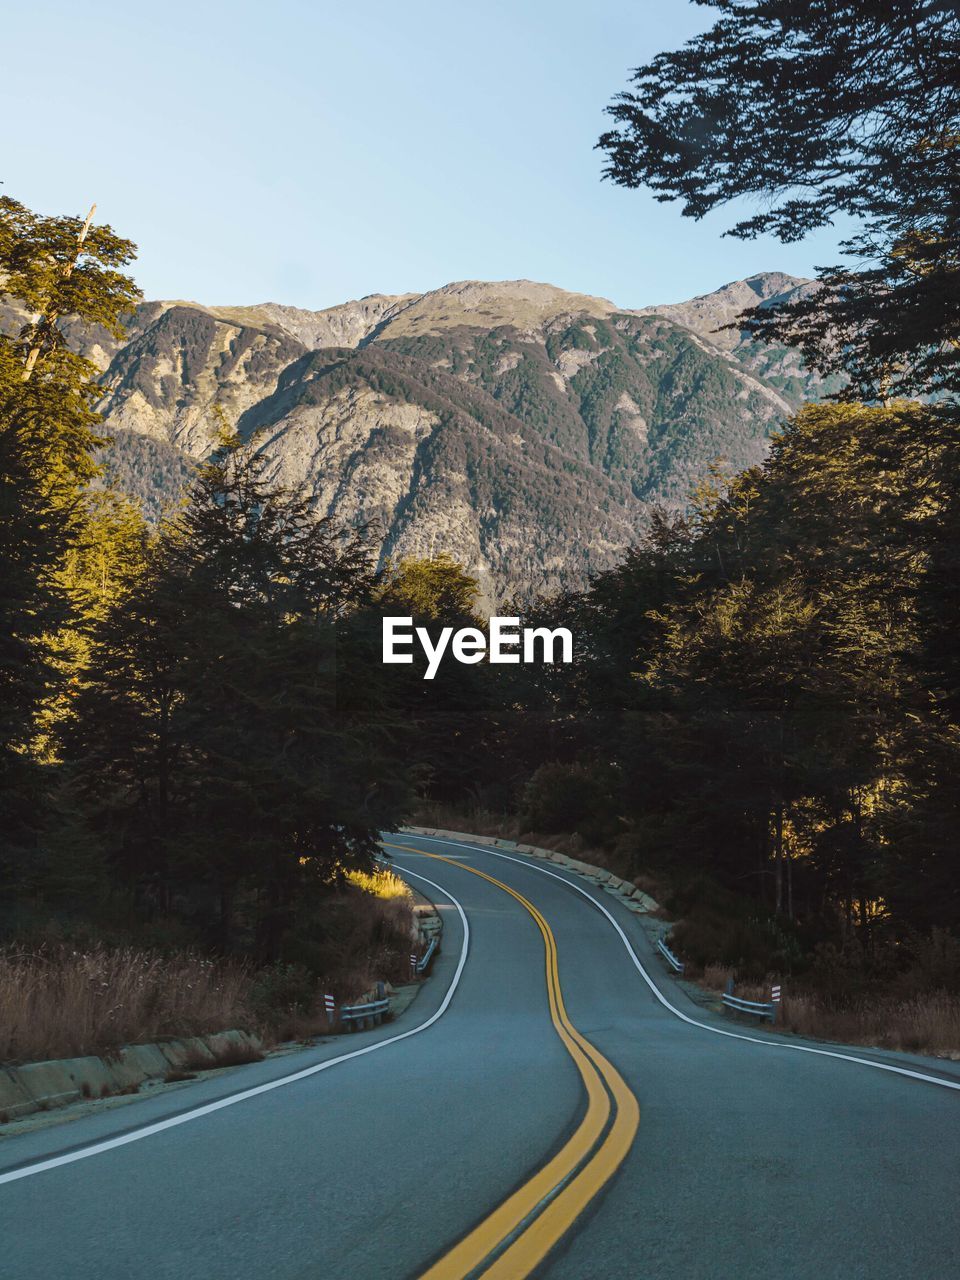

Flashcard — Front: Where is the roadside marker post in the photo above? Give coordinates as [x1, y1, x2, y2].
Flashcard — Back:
[771, 984, 782, 1024]
[323, 993, 336, 1029]
[410, 951, 418, 978]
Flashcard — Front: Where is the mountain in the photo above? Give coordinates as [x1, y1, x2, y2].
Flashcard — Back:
[3, 273, 826, 603]
[633, 271, 844, 406]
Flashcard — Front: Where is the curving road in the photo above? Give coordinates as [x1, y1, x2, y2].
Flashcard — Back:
[2, 833, 959, 1279]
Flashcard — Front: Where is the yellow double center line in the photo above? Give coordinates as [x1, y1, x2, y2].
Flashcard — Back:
[383, 844, 640, 1279]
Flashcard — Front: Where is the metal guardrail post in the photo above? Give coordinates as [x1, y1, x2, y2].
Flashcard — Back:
[721, 992, 775, 1021]
[339, 996, 390, 1031]
[657, 934, 685, 975]
[417, 936, 438, 974]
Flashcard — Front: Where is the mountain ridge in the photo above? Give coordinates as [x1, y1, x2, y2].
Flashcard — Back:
[2, 272, 824, 603]
[121, 271, 811, 355]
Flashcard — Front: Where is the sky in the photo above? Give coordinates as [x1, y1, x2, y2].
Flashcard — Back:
[2, 0, 850, 312]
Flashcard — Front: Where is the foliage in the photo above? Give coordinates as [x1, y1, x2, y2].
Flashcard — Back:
[489, 403, 960, 962]
[248, 963, 317, 1027]
[62, 437, 409, 957]
[522, 762, 617, 843]
[377, 552, 480, 621]
[0, 198, 141, 879]
[598, 0, 960, 399]
[345, 866, 413, 902]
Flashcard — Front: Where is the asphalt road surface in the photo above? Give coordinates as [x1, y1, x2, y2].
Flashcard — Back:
[2, 833, 959, 1279]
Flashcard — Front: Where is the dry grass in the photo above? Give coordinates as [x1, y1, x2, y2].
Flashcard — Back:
[780, 991, 960, 1057]
[690, 965, 960, 1057]
[701, 963, 736, 991]
[345, 866, 413, 902]
[0, 946, 255, 1065]
[0, 878, 423, 1065]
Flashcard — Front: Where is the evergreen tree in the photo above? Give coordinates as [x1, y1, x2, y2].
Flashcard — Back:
[67, 437, 408, 954]
[0, 197, 139, 879]
[375, 554, 494, 805]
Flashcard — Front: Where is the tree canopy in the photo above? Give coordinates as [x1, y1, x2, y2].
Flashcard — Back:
[598, 1, 960, 399]
[0, 199, 141, 872]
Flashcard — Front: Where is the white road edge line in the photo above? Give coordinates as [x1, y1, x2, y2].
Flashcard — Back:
[399, 835, 960, 1094]
[0, 866, 469, 1186]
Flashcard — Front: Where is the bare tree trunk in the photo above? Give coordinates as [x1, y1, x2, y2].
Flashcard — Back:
[774, 804, 784, 915]
[787, 843, 794, 920]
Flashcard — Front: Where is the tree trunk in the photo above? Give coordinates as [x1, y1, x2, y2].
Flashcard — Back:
[774, 804, 784, 915]
[787, 843, 794, 921]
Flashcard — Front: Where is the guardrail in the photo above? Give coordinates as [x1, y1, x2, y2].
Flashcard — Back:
[657, 935, 685, 975]
[721, 992, 776, 1022]
[417, 936, 439, 973]
[339, 997, 390, 1030]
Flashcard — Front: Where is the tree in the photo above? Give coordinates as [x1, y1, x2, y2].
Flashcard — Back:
[0, 197, 139, 876]
[375, 555, 493, 806]
[377, 553, 481, 621]
[598, 1, 960, 399]
[67, 437, 408, 954]
[0, 197, 139, 385]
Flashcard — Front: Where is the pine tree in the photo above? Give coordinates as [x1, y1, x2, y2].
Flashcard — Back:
[67, 435, 408, 954]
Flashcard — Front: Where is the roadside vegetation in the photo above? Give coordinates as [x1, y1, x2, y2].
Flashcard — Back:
[404, 3, 960, 1058]
[0, 202, 427, 1062]
[412, 807, 960, 1059]
[2, 4, 958, 1066]
[0, 875, 415, 1064]
[687, 940, 960, 1060]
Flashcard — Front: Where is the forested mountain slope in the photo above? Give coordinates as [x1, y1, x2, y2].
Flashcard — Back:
[2, 274, 824, 600]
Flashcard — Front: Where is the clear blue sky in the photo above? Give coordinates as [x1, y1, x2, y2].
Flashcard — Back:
[2, 0, 848, 311]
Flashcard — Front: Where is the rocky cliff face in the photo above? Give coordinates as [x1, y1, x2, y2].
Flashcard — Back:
[4, 273, 824, 602]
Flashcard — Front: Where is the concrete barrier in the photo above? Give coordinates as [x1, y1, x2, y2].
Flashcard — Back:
[401, 825, 661, 913]
[179, 1036, 218, 1066]
[60, 1055, 117, 1099]
[156, 1038, 197, 1069]
[563, 857, 595, 876]
[16, 1061, 83, 1109]
[0, 1068, 37, 1120]
[105, 1047, 151, 1090]
[1, 1027, 264, 1126]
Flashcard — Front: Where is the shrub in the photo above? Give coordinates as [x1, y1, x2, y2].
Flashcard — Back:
[666, 879, 802, 978]
[248, 963, 317, 1029]
[522, 762, 616, 841]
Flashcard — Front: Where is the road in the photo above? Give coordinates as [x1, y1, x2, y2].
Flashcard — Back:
[2, 833, 959, 1279]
